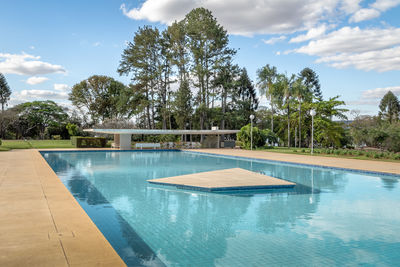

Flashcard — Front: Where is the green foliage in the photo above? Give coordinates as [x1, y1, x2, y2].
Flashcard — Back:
[0, 139, 2, 146]
[299, 67, 322, 100]
[71, 137, 107, 148]
[52, 135, 61, 140]
[66, 123, 79, 136]
[13, 101, 68, 140]
[174, 80, 192, 129]
[0, 73, 11, 111]
[69, 75, 126, 125]
[237, 124, 274, 149]
[379, 91, 399, 123]
[351, 117, 400, 152]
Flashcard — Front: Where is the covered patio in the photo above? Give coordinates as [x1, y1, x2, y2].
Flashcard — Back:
[83, 129, 240, 150]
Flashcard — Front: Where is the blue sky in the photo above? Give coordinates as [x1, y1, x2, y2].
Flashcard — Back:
[1, 0, 400, 118]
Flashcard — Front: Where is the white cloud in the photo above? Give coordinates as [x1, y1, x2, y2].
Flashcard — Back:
[262, 36, 286, 45]
[93, 42, 102, 47]
[340, 0, 362, 14]
[26, 76, 49, 85]
[292, 26, 400, 71]
[121, 0, 340, 36]
[29, 46, 35, 50]
[0, 52, 66, 76]
[361, 86, 400, 99]
[53, 83, 69, 91]
[349, 0, 400, 23]
[315, 46, 400, 71]
[349, 8, 380, 23]
[289, 24, 332, 43]
[18, 89, 69, 100]
[372, 0, 400, 11]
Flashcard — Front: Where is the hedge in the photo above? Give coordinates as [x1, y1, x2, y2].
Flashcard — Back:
[71, 136, 107, 148]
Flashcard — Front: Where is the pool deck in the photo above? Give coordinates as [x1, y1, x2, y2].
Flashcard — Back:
[148, 168, 296, 191]
[0, 149, 126, 267]
[188, 149, 400, 175]
[1, 148, 399, 266]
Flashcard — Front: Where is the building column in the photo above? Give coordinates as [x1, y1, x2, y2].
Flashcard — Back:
[119, 134, 132, 150]
[113, 134, 120, 148]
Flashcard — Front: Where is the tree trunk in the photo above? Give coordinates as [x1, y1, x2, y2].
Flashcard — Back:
[287, 103, 290, 148]
[145, 89, 151, 129]
[298, 101, 301, 148]
[271, 100, 274, 132]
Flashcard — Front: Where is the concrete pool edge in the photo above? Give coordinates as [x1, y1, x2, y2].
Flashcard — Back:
[0, 149, 126, 266]
[183, 149, 400, 177]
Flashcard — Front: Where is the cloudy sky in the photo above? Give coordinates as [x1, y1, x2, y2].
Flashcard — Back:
[1, 0, 400, 117]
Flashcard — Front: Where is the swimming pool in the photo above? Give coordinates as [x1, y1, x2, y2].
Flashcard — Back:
[42, 150, 400, 266]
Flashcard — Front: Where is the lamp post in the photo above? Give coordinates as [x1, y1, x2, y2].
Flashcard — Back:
[250, 114, 255, 150]
[310, 109, 316, 154]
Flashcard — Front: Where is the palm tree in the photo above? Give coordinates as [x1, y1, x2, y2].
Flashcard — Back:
[293, 77, 311, 148]
[277, 73, 295, 148]
[257, 65, 278, 132]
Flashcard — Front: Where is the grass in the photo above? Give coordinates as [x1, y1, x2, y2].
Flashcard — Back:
[256, 146, 400, 162]
[0, 140, 74, 150]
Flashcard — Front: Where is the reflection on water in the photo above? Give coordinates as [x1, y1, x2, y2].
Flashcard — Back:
[43, 151, 400, 266]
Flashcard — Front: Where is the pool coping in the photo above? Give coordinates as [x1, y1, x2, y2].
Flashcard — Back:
[0, 149, 126, 266]
[182, 149, 400, 177]
[40, 148, 400, 177]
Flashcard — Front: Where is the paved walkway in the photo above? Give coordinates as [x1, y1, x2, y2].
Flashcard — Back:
[0, 150, 125, 267]
[191, 149, 400, 175]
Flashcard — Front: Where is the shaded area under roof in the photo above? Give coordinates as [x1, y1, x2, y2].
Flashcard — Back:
[84, 129, 240, 135]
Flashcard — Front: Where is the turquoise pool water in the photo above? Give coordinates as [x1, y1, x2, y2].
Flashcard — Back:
[42, 150, 400, 266]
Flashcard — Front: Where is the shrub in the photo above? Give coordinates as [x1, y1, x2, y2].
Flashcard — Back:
[292, 149, 297, 152]
[301, 149, 305, 153]
[52, 135, 61, 140]
[393, 153, 400, 160]
[334, 150, 341, 155]
[71, 136, 107, 148]
[0, 139, 2, 146]
[235, 141, 243, 148]
[66, 123, 80, 136]
[237, 124, 276, 149]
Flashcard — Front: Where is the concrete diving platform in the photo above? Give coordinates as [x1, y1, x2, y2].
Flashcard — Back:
[147, 168, 296, 192]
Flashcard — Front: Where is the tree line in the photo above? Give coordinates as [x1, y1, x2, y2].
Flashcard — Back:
[1, 7, 397, 152]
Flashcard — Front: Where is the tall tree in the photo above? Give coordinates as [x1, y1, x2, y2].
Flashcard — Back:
[236, 67, 258, 123]
[0, 73, 11, 112]
[168, 20, 190, 82]
[293, 77, 312, 147]
[300, 68, 322, 101]
[379, 91, 400, 123]
[277, 73, 295, 147]
[214, 63, 239, 131]
[174, 80, 192, 129]
[257, 65, 279, 132]
[0, 73, 12, 138]
[16, 101, 68, 139]
[69, 75, 126, 125]
[118, 26, 161, 129]
[184, 7, 235, 138]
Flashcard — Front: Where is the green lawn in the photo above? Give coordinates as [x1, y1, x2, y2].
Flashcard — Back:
[0, 140, 74, 150]
[257, 147, 400, 162]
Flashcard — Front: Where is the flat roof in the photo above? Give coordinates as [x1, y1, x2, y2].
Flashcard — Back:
[84, 128, 239, 135]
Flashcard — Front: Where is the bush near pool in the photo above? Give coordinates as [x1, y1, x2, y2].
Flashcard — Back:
[71, 136, 107, 148]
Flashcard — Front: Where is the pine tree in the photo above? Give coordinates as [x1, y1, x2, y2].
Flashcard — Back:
[0, 73, 11, 138]
[379, 91, 400, 123]
[0, 73, 11, 111]
[300, 68, 322, 100]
